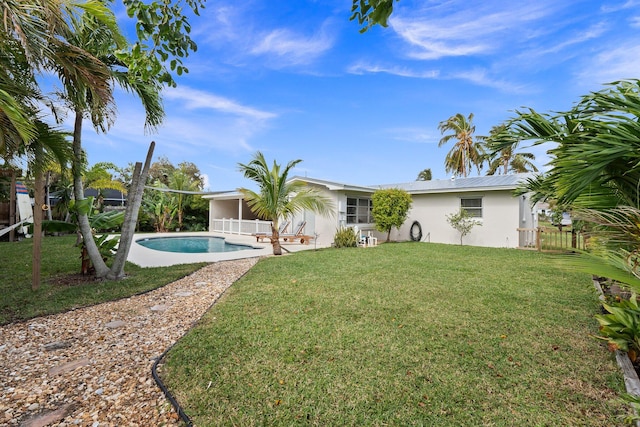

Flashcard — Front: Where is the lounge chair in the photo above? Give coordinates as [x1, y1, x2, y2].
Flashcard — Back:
[281, 221, 313, 244]
[252, 220, 290, 242]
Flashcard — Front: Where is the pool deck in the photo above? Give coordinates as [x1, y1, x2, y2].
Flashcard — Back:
[128, 231, 328, 267]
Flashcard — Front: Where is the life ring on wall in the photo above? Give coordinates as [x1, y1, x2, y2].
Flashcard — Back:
[409, 221, 422, 241]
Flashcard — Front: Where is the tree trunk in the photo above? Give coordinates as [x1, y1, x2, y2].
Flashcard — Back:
[72, 109, 110, 278]
[271, 224, 282, 255]
[107, 142, 155, 280]
[32, 171, 44, 290]
[386, 229, 391, 243]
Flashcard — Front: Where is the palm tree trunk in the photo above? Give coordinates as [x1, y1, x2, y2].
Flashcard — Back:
[271, 225, 282, 255]
[107, 142, 155, 280]
[32, 170, 44, 290]
[72, 109, 110, 278]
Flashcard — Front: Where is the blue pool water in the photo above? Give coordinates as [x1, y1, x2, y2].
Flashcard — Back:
[136, 236, 257, 253]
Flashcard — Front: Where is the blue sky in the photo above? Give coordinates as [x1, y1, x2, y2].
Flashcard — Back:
[77, 0, 640, 190]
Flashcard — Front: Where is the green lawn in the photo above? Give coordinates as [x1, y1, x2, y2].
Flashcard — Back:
[0, 235, 206, 324]
[162, 242, 629, 426]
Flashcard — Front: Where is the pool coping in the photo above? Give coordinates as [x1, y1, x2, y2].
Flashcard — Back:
[127, 231, 324, 267]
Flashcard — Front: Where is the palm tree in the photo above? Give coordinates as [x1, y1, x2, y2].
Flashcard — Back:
[483, 125, 538, 175]
[238, 152, 333, 255]
[53, 8, 163, 279]
[501, 80, 640, 289]
[416, 168, 432, 181]
[0, 0, 116, 152]
[438, 113, 485, 177]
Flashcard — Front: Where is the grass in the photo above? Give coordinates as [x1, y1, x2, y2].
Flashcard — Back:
[162, 242, 629, 426]
[0, 235, 206, 324]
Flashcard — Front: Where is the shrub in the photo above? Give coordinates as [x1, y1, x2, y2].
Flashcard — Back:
[594, 293, 640, 362]
[333, 226, 357, 248]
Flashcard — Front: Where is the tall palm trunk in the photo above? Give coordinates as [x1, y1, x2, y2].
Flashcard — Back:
[107, 142, 154, 279]
[72, 109, 110, 277]
[32, 169, 44, 290]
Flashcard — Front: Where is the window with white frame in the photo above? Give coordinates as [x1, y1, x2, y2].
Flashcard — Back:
[460, 197, 483, 218]
[346, 197, 373, 224]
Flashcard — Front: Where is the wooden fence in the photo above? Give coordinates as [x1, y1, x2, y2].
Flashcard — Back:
[517, 227, 586, 252]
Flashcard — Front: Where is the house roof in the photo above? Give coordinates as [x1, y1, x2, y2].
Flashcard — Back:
[377, 173, 534, 195]
[204, 173, 536, 200]
[289, 176, 376, 193]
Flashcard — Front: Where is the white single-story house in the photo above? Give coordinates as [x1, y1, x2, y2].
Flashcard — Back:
[204, 173, 538, 248]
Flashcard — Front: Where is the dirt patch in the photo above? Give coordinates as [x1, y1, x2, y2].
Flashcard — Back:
[47, 273, 102, 287]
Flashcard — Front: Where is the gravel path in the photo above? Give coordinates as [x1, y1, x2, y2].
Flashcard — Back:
[0, 258, 259, 427]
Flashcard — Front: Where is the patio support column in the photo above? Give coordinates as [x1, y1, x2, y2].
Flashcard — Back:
[238, 198, 242, 235]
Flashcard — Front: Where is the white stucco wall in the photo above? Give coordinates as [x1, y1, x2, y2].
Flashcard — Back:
[301, 185, 341, 247]
[394, 190, 522, 248]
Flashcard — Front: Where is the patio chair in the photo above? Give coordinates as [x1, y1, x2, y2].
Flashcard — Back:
[353, 226, 367, 247]
[281, 221, 313, 244]
[252, 220, 290, 242]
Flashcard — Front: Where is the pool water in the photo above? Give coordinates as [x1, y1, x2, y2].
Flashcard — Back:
[136, 236, 257, 253]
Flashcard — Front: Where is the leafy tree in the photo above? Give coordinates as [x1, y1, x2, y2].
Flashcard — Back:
[183, 194, 209, 231]
[84, 162, 126, 211]
[143, 181, 178, 232]
[147, 157, 203, 188]
[416, 168, 432, 181]
[482, 125, 538, 175]
[446, 209, 481, 245]
[438, 113, 485, 178]
[147, 156, 176, 186]
[238, 152, 333, 255]
[371, 188, 412, 242]
[350, 0, 398, 33]
[144, 158, 204, 229]
[120, 0, 204, 87]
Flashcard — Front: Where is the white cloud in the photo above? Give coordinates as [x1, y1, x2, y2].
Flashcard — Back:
[448, 69, 530, 93]
[527, 22, 609, 56]
[78, 85, 280, 171]
[347, 62, 439, 78]
[347, 61, 526, 93]
[384, 127, 439, 144]
[630, 16, 640, 27]
[390, 2, 556, 60]
[250, 21, 336, 66]
[576, 42, 640, 85]
[600, 0, 640, 13]
[193, 4, 336, 69]
[163, 86, 276, 121]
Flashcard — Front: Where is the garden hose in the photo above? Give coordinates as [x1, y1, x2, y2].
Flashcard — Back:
[409, 221, 422, 241]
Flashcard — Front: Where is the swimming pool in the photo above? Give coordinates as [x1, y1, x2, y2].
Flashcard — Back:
[136, 236, 258, 253]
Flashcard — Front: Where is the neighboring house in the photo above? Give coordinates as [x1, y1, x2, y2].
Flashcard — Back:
[84, 189, 127, 207]
[204, 173, 537, 248]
